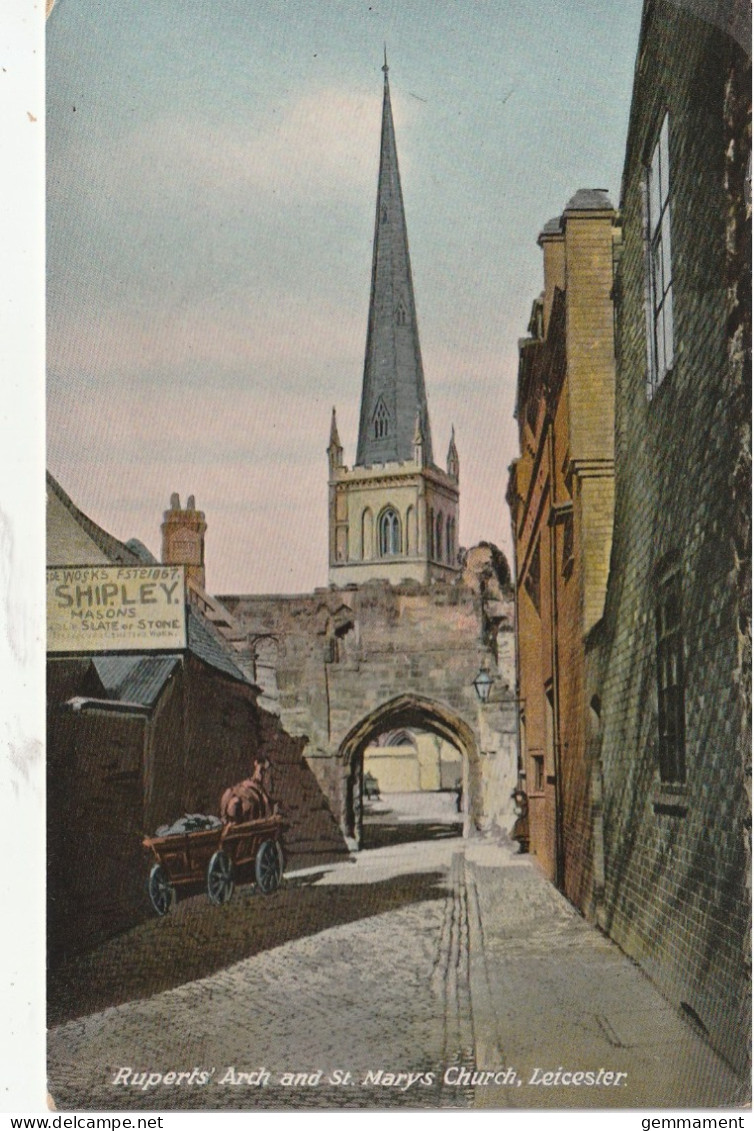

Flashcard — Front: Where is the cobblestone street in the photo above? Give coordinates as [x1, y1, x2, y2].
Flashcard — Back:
[47, 794, 747, 1112]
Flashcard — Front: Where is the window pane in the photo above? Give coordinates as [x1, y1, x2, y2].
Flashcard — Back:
[659, 115, 670, 204]
[661, 209, 673, 292]
[656, 309, 666, 380]
[652, 239, 664, 308]
[662, 286, 674, 371]
[649, 143, 661, 231]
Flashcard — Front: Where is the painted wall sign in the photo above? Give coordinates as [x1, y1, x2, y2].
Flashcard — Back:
[47, 564, 186, 652]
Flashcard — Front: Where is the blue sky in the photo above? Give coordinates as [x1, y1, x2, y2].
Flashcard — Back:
[47, 0, 644, 593]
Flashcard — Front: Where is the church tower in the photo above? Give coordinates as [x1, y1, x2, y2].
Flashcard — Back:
[328, 56, 460, 587]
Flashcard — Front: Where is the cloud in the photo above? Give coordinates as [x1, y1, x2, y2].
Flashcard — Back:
[51, 84, 413, 220]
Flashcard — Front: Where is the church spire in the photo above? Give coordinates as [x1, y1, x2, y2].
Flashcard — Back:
[447, 425, 459, 481]
[355, 58, 434, 468]
[327, 406, 343, 472]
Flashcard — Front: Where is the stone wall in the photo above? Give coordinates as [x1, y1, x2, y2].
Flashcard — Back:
[221, 576, 518, 845]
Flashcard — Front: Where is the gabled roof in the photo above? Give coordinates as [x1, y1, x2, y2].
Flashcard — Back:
[47, 471, 143, 566]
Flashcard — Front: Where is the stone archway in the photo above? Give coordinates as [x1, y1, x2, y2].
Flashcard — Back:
[221, 575, 519, 856]
[338, 693, 480, 848]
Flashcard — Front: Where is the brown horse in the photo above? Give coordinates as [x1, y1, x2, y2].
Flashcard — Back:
[219, 760, 273, 824]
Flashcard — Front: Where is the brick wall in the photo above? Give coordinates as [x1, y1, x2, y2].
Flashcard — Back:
[596, 0, 751, 1076]
[509, 198, 617, 902]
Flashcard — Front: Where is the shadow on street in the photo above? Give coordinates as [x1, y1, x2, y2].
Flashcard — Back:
[47, 867, 450, 1027]
[362, 821, 462, 848]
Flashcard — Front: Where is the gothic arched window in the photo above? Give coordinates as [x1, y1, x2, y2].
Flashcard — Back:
[405, 506, 415, 556]
[435, 512, 444, 562]
[361, 508, 374, 560]
[446, 517, 454, 564]
[373, 398, 390, 440]
[379, 508, 401, 557]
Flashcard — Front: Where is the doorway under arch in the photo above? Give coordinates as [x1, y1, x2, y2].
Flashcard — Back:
[338, 693, 480, 849]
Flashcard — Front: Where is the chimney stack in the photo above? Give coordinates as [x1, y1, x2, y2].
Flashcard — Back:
[161, 493, 207, 590]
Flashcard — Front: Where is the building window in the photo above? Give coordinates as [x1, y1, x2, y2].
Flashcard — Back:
[532, 754, 545, 792]
[405, 506, 414, 556]
[435, 512, 444, 562]
[361, 508, 374, 560]
[524, 540, 541, 615]
[446, 517, 455, 564]
[373, 398, 390, 440]
[379, 508, 401, 557]
[655, 567, 686, 783]
[646, 113, 674, 395]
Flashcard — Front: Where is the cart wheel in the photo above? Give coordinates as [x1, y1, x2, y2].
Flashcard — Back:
[255, 839, 282, 894]
[207, 850, 234, 905]
[148, 864, 175, 916]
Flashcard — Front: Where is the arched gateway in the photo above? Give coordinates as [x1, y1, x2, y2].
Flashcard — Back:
[340, 694, 479, 846]
[221, 570, 518, 856]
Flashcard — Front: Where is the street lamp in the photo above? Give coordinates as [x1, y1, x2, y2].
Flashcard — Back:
[472, 667, 493, 704]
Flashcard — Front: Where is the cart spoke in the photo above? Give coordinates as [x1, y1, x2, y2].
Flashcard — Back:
[207, 850, 234, 905]
[255, 839, 282, 894]
[148, 864, 175, 916]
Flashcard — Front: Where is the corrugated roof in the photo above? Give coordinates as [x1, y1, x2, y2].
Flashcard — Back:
[92, 655, 181, 707]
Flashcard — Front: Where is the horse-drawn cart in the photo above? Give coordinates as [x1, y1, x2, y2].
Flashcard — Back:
[142, 812, 285, 916]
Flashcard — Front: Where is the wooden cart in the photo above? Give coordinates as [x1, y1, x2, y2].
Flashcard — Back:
[142, 814, 286, 916]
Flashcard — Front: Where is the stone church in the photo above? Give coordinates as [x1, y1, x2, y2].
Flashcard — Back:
[327, 57, 460, 587]
[214, 59, 519, 846]
[124, 60, 519, 850]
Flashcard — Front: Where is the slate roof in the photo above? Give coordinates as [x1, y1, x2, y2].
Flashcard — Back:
[187, 605, 249, 683]
[355, 61, 434, 468]
[125, 538, 158, 564]
[47, 471, 144, 566]
[540, 215, 563, 237]
[564, 188, 614, 212]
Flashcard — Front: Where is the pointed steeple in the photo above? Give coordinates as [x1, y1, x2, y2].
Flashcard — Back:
[447, 425, 459, 481]
[327, 406, 343, 472]
[355, 57, 434, 468]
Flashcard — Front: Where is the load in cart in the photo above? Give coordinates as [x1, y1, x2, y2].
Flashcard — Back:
[142, 760, 286, 915]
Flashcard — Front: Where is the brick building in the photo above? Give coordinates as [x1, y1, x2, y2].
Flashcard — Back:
[588, 0, 751, 1076]
[507, 189, 619, 906]
[47, 474, 346, 959]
